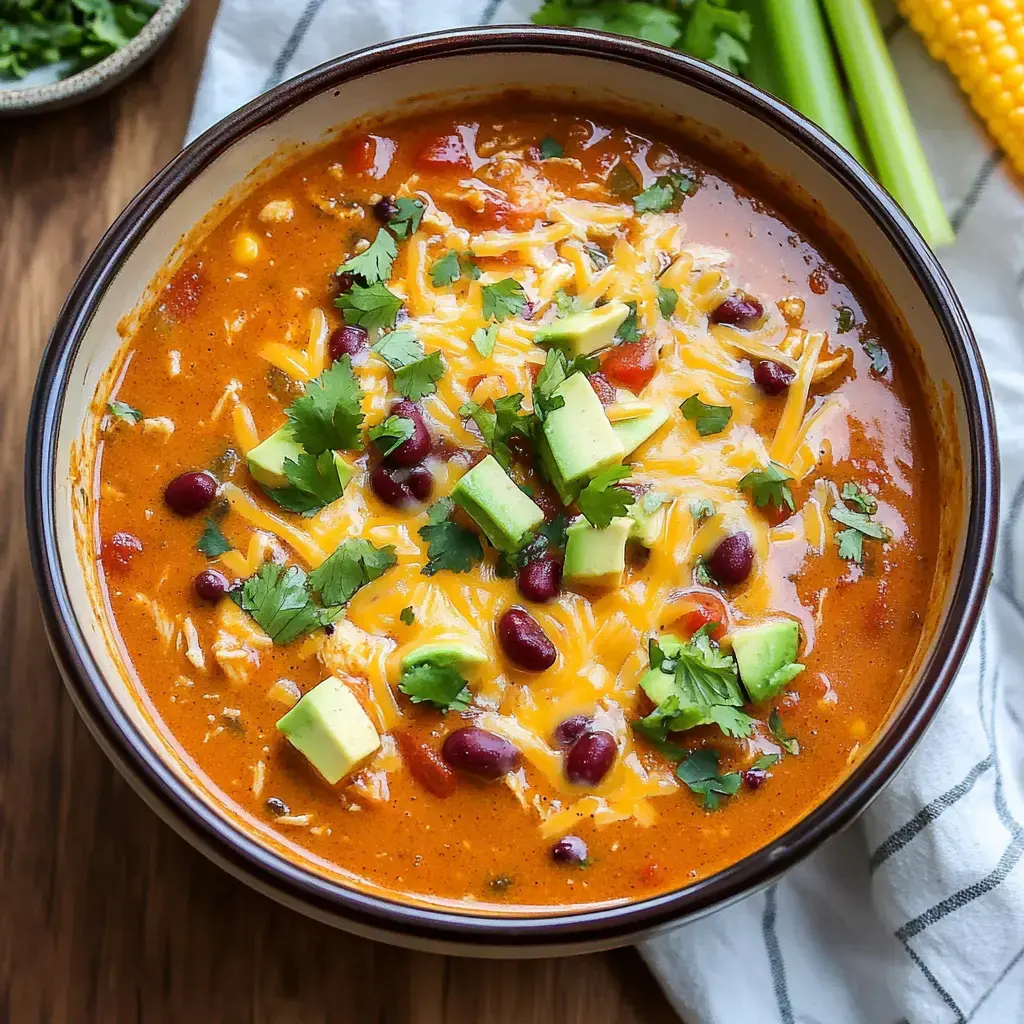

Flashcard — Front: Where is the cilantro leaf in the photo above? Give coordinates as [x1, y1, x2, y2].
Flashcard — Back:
[400, 605, 415, 625]
[606, 161, 639, 197]
[285, 357, 364, 453]
[634, 172, 694, 214]
[107, 400, 142, 424]
[334, 281, 402, 331]
[539, 136, 564, 159]
[740, 462, 795, 512]
[633, 697, 690, 760]
[708, 705, 757, 739]
[658, 286, 678, 319]
[197, 518, 232, 558]
[691, 498, 715, 524]
[372, 330, 423, 369]
[830, 496, 891, 564]
[616, 301, 640, 341]
[495, 512, 569, 577]
[336, 229, 397, 285]
[398, 662, 472, 712]
[680, 394, 732, 436]
[482, 278, 527, 322]
[265, 451, 348, 516]
[419, 498, 484, 576]
[753, 753, 782, 770]
[841, 482, 878, 515]
[677, 749, 741, 810]
[471, 323, 498, 358]
[386, 197, 425, 240]
[836, 305, 856, 334]
[864, 338, 891, 375]
[368, 415, 415, 458]
[308, 538, 397, 607]
[694, 555, 715, 587]
[394, 350, 445, 401]
[533, 348, 569, 419]
[577, 465, 636, 528]
[239, 563, 338, 645]
[460, 393, 531, 471]
[836, 529, 864, 563]
[429, 250, 461, 287]
[768, 708, 800, 755]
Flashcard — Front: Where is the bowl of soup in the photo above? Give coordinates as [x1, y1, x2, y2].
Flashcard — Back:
[26, 27, 997, 955]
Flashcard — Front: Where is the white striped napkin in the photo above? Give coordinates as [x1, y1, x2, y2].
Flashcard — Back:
[188, 3, 1024, 1021]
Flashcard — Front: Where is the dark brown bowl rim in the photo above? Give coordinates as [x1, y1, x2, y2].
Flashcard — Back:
[25, 26, 998, 949]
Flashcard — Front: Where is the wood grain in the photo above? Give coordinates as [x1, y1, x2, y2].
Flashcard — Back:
[0, 6, 679, 1021]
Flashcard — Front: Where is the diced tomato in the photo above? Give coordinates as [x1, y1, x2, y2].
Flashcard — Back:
[395, 732, 457, 798]
[671, 590, 729, 643]
[102, 531, 143, 577]
[161, 261, 206, 323]
[601, 340, 657, 393]
[346, 134, 395, 178]
[417, 132, 471, 171]
[587, 370, 617, 406]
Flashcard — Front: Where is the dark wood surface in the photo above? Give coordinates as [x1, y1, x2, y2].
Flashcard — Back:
[0, 6, 680, 1021]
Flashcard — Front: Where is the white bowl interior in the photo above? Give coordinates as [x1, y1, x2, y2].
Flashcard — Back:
[52, 48, 972, 906]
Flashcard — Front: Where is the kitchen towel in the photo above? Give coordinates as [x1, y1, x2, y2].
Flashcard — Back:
[188, 2, 1024, 1022]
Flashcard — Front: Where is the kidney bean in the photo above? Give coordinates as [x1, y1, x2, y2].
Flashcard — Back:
[565, 730, 617, 786]
[587, 370, 617, 406]
[710, 293, 764, 329]
[373, 195, 399, 223]
[405, 464, 434, 502]
[754, 359, 796, 395]
[531, 485, 563, 522]
[551, 835, 589, 865]
[742, 768, 768, 791]
[370, 465, 413, 507]
[553, 715, 593, 749]
[334, 270, 356, 296]
[387, 400, 431, 467]
[395, 732, 457, 798]
[102, 531, 143, 576]
[707, 532, 754, 585]
[441, 727, 521, 780]
[517, 556, 562, 603]
[329, 324, 368, 361]
[164, 471, 217, 516]
[194, 569, 230, 602]
[497, 605, 557, 671]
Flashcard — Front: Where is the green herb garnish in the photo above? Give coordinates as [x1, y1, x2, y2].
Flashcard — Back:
[740, 462, 795, 512]
[368, 415, 415, 458]
[481, 278, 527, 322]
[430, 249, 479, 287]
[238, 563, 339, 645]
[334, 281, 402, 332]
[285, 357, 364, 454]
[471, 323, 498, 358]
[658, 286, 678, 319]
[768, 708, 800, 755]
[371, 329, 423, 369]
[385, 197, 425, 240]
[460, 393, 532, 471]
[197, 518, 232, 558]
[633, 172, 696, 214]
[394, 350, 445, 401]
[836, 305, 856, 334]
[680, 394, 732, 437]
[400, 605, 416, 626]
[615, 301, 640, 341]
[336, 230, 397, 285]
[265, 451, 349, 517]
[677, 748, 742, 810]
[690, 498, 715, 524]
[419, 497, 484, 576]
[107, 400, 142, 424]
[539, 136, 564, 159]
[577, 465, 636, 529]
[308, 538, 397, 607]
[398, 662, 471, 712]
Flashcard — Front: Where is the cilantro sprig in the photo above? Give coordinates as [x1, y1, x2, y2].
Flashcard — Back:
[334, 281, 402, 332]
[680, 394, 732, 437]
[398, 663, 472, 712]
[615, 301, 640, 341]
[658, 286, 678, 319]
[107, 400, 142, 424]
[481, 278, 528, 322]
[419, 498, 484, 576]
[265, 451, 349, 517]
[368, 415, 415, 458]
[460, 393, 532, 471]
[430, 250, 480, 287]
[769, 708, 801, 756]
[197, 518, 232, 558]
[385, 198, 425, 240]
[369, 330, 445, 401]
[740, 462, 795, 512]
[285, 357, 365, 454]
[830, 484, 892, 563]
[633, 171, 696, 214]
[577, 465, 636, 529]
[307, 538, 397, 607]
[677, 749, 742, 810]
[237, 563, 340, 645]
[336, 230, 397, 285]
[372, 330, 423, 369]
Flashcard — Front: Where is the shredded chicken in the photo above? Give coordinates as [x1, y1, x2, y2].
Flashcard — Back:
[212, 600, 271, 685]
[258, 199, 294, 223]
[318, 618, 395, 681]
[142, 416, 175, 437]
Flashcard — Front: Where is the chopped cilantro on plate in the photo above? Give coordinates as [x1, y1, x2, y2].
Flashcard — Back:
[419, 497, 484, 576]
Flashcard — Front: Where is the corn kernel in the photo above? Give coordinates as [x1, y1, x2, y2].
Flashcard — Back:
[849, 717, 869, 740]
[233, 232, 261, 264]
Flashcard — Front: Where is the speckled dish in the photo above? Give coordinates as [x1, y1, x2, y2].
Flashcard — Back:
[0, 0, 190, 116]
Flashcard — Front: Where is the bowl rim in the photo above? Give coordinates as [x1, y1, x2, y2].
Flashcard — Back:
[25, 26, 998, 949]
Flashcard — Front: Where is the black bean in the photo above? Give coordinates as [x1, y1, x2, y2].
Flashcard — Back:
[369, 465, 413, 507]
[551, 835, 589, 865]
[553, 715, 593, 749]
[386, 399, 431, 467]
[329, 325, 368, 361]
[194, 569, 229, 602]
[406, 465, 434, 502]
[265, 797, 290, 817]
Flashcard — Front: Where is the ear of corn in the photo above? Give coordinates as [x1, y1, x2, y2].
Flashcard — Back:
[899, 0, 1024, 175]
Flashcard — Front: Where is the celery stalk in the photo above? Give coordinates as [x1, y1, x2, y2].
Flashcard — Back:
[761, 0, 867, 165]
[821, 0, 954, 248]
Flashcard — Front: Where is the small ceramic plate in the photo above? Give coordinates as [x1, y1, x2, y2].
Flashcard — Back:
[0, 0, 191, 116]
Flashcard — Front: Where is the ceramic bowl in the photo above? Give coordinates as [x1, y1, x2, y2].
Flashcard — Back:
[25, 27, 998, 956]
[0, 0, 190, 116]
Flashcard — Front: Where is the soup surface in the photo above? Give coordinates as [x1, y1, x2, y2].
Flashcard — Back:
[95, 104, 939, 910]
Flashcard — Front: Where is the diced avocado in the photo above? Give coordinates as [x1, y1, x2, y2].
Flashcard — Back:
[247, 426, 355, 492]
[612, 406, 670, 457]
[730, 620, 805, 703]
[629, 500, 667, 547]
[451, 454, 544, 552]
[535, 300, 631, 358]
[563, 515, 632, 587]
[247, 425, 305, 488]
[535, 429, 582, 506]
[276, 676, 380, 784]
[640, 666, 676, 706]
[401, 641, 488, 671]
[542, 373, 625, 488]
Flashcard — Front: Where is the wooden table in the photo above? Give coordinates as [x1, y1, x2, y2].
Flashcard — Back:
[0, 7, 679, 1021]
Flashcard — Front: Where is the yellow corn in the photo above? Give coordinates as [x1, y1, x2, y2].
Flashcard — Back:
[899, 0, 1024, 174]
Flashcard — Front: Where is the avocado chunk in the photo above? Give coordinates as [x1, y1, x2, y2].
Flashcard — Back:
[451, 454, 545, 552]
[612, 406, 670, 457]
[247, 425, 355, 492]
[535, 429, 582, 506]
[276, 676, 380, 784]
[541, 373, 625, 489]
[731, 620, 805, 703]
[401, 641, 488, 672]
[563, 515, 631, 587]
[535, 300, 631, 358]
[629, 499, 668, 547]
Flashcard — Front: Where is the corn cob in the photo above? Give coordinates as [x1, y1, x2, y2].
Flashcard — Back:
[899, 0, 1024, 175]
